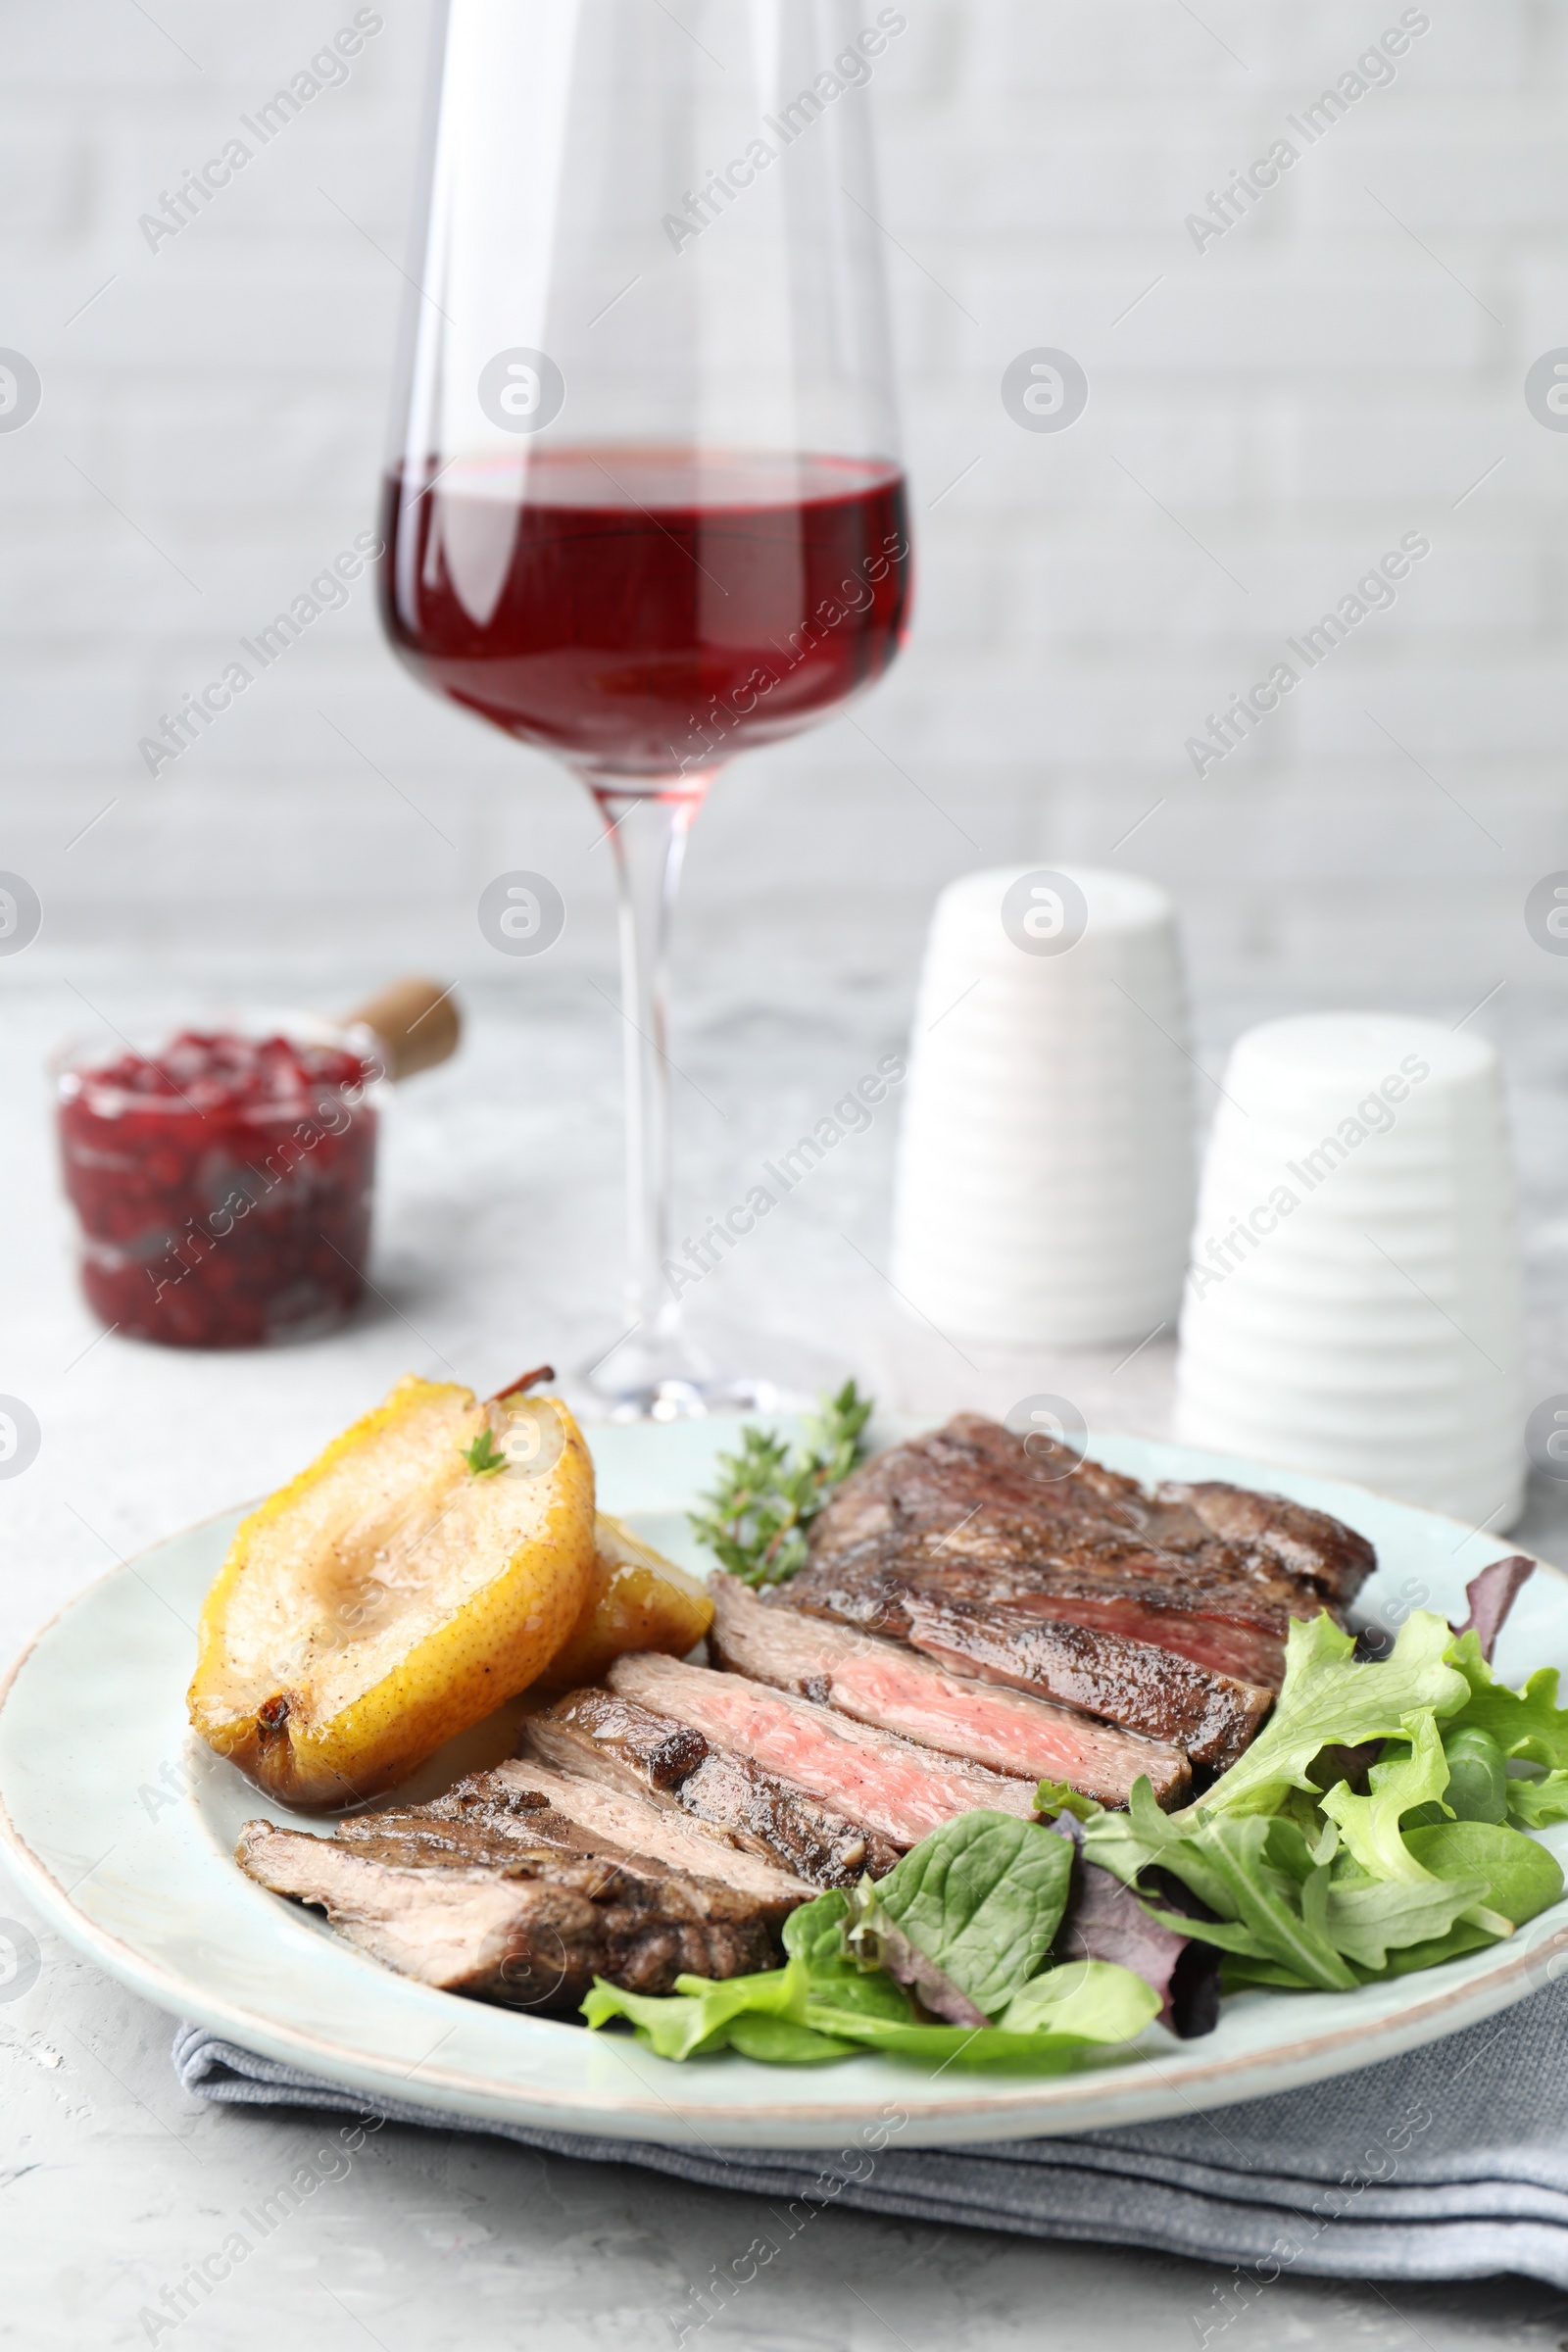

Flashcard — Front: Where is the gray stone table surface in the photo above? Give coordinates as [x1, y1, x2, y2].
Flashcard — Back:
[4, 962, 1568, 2351]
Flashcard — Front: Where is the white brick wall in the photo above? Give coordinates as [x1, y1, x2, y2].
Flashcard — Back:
[1, 0, 1565, 1049]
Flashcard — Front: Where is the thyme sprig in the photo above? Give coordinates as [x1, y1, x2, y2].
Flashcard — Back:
[462, 1425, 511, 1478]
[689, 1380, 874, 1588]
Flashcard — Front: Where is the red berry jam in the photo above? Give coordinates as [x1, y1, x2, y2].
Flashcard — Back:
[56, 1027, 380, 1348]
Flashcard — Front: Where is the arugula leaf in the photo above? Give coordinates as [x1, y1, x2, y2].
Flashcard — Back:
[996, 1961, 1160, 2041]
[688, 1380, 873, 1586]
[1318, 1875, 1489, 1970]
[1155, 1817, 1359, 1991]
[1369, 1923, 1496, 1978]
[1195, 1611, 1470, 1821]
[1090, 1779, 1491, 1984]
[1220, 1954, 1316, 1992]
[873, 1811, 1074, 2018]
[1078, 1779, 1185, 1889]
[794, 2001, 1152, 2072]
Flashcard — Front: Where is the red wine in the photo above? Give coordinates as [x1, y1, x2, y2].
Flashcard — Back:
[379, 449, 911, 778]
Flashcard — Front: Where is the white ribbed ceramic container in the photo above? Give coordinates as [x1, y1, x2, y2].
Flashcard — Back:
[1173, 1012, 1525, 1527]
[890, 865, 1195, 1345]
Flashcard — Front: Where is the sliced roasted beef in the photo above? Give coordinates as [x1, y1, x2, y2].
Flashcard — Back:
[523, 1688, 714, 1804]
[793, 1579, 1272, 1772]
[344, 1758, 808, 1918]
[708, 1573, 1191, 1808]
[608, 1651, 1038, 1847]
[236, 1813, 773, 2010]
[524, 1689, 899, 1886]
[1156, 1478, 1375, 1608]
[794, 1414, 1375, 1693]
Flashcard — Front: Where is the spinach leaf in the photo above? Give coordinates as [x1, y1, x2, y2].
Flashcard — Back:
[1439, 1728, 1508, 1824]
[873, 1810, 1074, 2018]
[996, 1960, 1159, 2041]
[780, 1888, 913, 2020]
[1404, 1820, 1564, 1928]
[781, 1887, 851, 1973]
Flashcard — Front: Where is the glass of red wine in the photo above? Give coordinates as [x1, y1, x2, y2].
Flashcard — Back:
[379, 0, 912, 1417]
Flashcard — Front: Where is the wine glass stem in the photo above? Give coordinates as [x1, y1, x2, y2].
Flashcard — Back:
[588, 776, 712, 1349]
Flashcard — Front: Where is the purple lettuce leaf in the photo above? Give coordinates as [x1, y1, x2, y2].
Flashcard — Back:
[1450, 1555, 1535, 1664]
[1046, 1815, 1219, 2038]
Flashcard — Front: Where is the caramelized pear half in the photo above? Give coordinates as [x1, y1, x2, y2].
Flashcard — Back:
[188, 1376, 596, 1807]
[539, 1512, 713, 1692]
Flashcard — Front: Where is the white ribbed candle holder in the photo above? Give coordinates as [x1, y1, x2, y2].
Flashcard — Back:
[890, 864, 1195, 1345]
[1173, 1012, 1525, 1528]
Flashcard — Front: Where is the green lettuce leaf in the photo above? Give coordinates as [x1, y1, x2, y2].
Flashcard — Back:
[581, 1964, 802, 2060]
[1079, 1779, 1191, 1890]
[1034, 1780, 1101, 1824]
[1196, 1610, 1470, 1820]
[1447, 1632, 1568, 1772]
[1504, 1770, 1568, 1828]
[725, 2015, 858, 2064]
[872, 1810, 1074, 2017]
[1319, 1713, 1450, 1886]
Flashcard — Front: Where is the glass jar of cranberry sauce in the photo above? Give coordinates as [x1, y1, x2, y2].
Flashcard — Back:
[54, 1017, 383, 1348]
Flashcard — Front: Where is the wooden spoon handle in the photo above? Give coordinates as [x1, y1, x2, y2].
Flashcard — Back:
[342, 976, 461, 1082]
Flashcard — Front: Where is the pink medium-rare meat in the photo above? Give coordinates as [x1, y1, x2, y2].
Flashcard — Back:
[707, 1572, 1190, 1807]
[994, 1591, 1284, 1690]
[777, 1414, 1373, 1765]
[893, 1589, 1274, 1772]
[607, 1650, 1038, 1847]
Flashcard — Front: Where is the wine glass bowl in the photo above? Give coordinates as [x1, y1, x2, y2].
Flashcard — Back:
[378, 0, 912, 1415]
[379, 447, 910, 781]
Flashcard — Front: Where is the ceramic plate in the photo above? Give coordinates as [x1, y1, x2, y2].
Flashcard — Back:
[3, 1419, 1566, 2151]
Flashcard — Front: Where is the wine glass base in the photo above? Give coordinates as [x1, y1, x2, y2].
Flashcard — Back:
[570, 1322, 840, 1424]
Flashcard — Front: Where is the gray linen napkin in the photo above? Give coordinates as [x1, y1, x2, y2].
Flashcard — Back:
[174, 1978, 1568, 2289]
